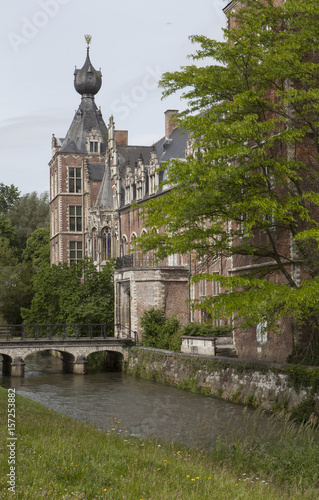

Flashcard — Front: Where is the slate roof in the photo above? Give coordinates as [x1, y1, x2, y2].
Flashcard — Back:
[114, 126, 188, 208]
[59, 98, 108, 154]
[153, 127, 188, 163]
[59, 48, 107, 154]
[95, 163, 113, 209]
[117, 145, 153, 179]
[87, 162, 105, 181]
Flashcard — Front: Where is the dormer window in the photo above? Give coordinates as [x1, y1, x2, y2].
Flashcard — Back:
[125, 185, 131, 205]
[149, 164, 159, 196]
[149, 172, 156, 195]
[87, 129, 101, 154]
[90, 140, 99, 153]
[136, 181, 142, 201]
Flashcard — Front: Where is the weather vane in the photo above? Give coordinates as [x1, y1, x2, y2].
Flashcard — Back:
[85, 34, 92, 49]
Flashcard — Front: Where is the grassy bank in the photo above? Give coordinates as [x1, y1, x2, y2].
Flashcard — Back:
[0, 387, 318, 499]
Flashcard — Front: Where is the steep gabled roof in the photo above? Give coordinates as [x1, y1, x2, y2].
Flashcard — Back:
[59, 47, 107, 154]
[59, 98, 108, 154]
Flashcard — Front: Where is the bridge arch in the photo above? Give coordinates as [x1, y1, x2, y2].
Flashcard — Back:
[1, 352, 25, 377]
[0, 353, 12, 363]
[0, 338, 132, 377]
[1, 353, 13, 376]
[23, 349, 79, 375]
[86, 348, 124, 372]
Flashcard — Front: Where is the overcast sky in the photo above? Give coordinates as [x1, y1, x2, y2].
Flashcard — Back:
[0, 0, 227, 195]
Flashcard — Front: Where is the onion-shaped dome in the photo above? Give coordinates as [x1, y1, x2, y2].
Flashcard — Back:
[74, 47, 102, 96]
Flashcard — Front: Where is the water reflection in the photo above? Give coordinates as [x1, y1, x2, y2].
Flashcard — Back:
[1, 352, 268, 448]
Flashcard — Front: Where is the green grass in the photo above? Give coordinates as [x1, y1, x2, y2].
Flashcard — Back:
[0, 387, 318, 499]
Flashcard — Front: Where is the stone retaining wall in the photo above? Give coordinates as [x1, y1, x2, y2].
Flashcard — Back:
[125, 347, 319, 420]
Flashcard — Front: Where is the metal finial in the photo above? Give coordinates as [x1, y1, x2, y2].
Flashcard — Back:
[84, 34, 92, 49]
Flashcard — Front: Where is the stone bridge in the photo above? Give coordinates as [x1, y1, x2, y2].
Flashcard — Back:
[0, 337, 134, 377]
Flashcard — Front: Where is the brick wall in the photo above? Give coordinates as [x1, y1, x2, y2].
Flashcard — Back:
[115, 267, 189, 340]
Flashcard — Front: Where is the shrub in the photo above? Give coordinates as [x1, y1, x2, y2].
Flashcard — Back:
[140, 308, 181, 351]
[180, 322, 232, 337]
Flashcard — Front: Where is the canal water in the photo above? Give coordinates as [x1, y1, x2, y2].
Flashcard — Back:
[1, 353, 269, 449]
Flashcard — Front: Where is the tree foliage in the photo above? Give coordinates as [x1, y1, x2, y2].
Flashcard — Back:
[22, 226, 50, 268]
[0, 183, 20, 215]
[21, 259, 114, 329]
[140, 308, 181, 351]
[0, 238, 17, 268]
[180, 323, 232, 338]
[0, 189, 114, 328]
[0, 226, 50, 324]
[7, 191, 49, 252]
[137, 0, 319, 336]
[0, 214, 18, 250]
[0, 263, 34, 324]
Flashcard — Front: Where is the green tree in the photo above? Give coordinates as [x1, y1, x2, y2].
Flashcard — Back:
[22, 226, 50, 268]
[0, 183, 20, 215]
[140, 308, 181, 351]
[7, 191, 49, 253]
[0, 263, 34, 324]
[137, 0, 319, 346]
[0, 201, 50, 325]
[21, 259, 114, 329]
[0, 214, 18, 247]
[0, 238, 17, 268]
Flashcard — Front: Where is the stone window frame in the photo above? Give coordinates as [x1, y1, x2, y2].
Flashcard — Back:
[87, 129, 101, 154]
[256, 318, 268, 343]
[92, 227, 98, 261]
[130, 232, 137, 250]
[122, 234, 128, 256]
[102, 227, 112, 261]
[149, 165, 158, 195]
[69, 241, 83, 264]
[124, 173, 132, 205]
[68, 167, 82, 193]
[69, 205, 82, 232]
[136, 180, 143, 201]
[89, 140, 99, 153]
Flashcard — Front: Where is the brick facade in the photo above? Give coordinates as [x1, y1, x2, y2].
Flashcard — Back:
[49, 1, 311, 362]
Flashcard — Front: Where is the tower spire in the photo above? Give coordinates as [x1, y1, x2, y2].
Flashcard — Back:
[74, 35, 102, 97]
[59, 36, 107, 154]
[84, 34, 92, 50]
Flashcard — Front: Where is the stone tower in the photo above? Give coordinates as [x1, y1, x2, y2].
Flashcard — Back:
[49, 37, 109, 265]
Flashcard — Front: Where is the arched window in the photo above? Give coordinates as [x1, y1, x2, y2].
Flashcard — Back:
[102, 228, 112, 261]
[122, 235, 128, 256]
[130, 232, 137, 249]
[92, 228, 97, 261]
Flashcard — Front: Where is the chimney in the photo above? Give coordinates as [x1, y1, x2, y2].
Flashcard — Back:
[165, 109, 178, 139]
[114, 130, 128, 146]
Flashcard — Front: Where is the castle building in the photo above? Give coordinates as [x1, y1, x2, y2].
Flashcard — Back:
[49, 39, 194, 341]
[50, 0, 308, 363]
